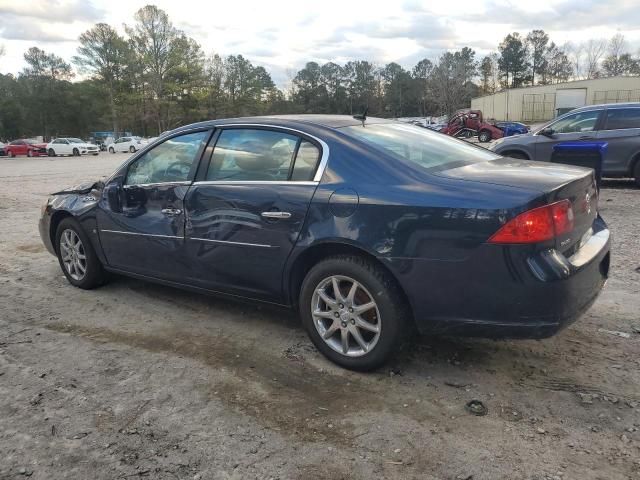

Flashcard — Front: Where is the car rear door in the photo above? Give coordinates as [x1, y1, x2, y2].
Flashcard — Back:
[183, 126, 325, 302]
[595, 106, 640, 176]
[97, 129, 211, 281]
[534, 109, 603, 160]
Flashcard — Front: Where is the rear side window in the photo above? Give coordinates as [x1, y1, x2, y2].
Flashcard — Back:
[604, 108, 640, 130]
[125, 131, 208, 185]
[341, 123, 500, 171]
[206, 129, 320, 182]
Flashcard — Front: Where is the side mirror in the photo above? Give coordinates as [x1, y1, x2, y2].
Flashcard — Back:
[539, 127, 555, 137]
[105, 183, 122, 213]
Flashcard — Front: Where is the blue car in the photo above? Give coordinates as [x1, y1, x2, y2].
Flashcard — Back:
[39, 115, 610, 370]
[495, 121, 530, 137]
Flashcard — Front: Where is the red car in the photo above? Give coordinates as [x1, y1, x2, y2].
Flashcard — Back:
[5, 139, 48, 157]
[441, 110, 504, 143]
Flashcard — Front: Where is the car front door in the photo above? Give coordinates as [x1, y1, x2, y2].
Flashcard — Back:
[97, 129, 211, 280]
[57, 139, 71, 155]
[183, 126, 324, 302]
[595, 107, 640, 176]
[534, 109, 603, 160]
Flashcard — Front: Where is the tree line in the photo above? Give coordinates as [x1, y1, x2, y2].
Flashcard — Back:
[0, 5, 638, 140]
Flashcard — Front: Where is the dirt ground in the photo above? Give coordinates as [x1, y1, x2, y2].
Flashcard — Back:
[1, 153, 639, 480]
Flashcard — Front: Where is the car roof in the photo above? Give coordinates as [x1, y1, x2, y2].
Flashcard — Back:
[170, 114, 395, 134]
[573, 102, 640, 112]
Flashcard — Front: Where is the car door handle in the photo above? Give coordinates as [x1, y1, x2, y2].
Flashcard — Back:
[161, 208, 182, 216]
[261, 211, 291, 219]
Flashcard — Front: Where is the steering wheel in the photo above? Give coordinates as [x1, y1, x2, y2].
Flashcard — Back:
[162, 161, 191, 181]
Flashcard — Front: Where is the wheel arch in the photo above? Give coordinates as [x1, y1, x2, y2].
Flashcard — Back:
[49, 210, 74, 252]
[286, 241, 415, 326]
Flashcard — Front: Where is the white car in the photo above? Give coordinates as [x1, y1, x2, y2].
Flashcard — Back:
[46, 138, 99, 157]
[106, 136, 143, 154]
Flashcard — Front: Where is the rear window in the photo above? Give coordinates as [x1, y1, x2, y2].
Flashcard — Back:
[340, 123, 500, 171]
[604, 108, 640, 130]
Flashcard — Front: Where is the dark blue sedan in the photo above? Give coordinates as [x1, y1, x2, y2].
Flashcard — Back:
[39, 115, 611, 370]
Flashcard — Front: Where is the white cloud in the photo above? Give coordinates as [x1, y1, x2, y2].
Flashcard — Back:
[1, 0, 639, 84]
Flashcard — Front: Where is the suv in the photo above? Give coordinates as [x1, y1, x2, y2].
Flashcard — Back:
[489, 103, 640, 186]
[106, 136, 142, 154]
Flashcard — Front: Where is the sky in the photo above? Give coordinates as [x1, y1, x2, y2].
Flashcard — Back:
[1, 0, 639, 86]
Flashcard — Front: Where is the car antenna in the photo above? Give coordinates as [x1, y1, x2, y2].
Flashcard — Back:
[353, 107, 368, 127]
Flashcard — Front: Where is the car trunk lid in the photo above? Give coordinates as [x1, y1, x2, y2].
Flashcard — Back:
[434, 158, 598, 251]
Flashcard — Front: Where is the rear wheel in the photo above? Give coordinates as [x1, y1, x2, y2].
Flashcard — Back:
[633, 160, 640, 188]
[55, 218, 106, 289]
[299, 255, 409, 371]
[129, 146, 136, 153]
[478, 130, 492, 143]
[48, 148, 56, 157]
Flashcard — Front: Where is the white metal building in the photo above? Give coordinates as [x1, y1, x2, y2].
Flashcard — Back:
[471, 76, 640, 122]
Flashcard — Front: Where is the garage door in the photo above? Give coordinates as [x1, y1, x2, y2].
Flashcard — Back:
[555, 89, 587, 110]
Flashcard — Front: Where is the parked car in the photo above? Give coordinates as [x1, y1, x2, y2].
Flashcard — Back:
[0, 142, 6, 157]
[4, 139, 48, 157]
[495, 121, 530, 137]
[39, 115, 610, 371]
[489, 103, 640, 186]
[441, 109, 505, 142]
[106, 136, 143, 154]
[46, 138, 100, 157]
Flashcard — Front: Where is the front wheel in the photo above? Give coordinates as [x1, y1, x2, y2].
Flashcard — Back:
[633, 160, 640, 188]
[299, 255, 409, 371]
[55, 218, 106, 289]
[478, 130, 492, 143]
[129, 146, 136, 153]
[72, 148, 80, 156]
[109, 147, 115, 154]
[27, 149, 33, 157]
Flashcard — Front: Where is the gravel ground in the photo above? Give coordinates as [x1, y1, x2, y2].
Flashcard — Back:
[1, 153, 639, 480]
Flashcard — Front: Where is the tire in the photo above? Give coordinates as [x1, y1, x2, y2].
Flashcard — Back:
[109, 147, 115, 154]
[299, 255, 409, 371]
[48, 148, 56, 157]
[478, 130, 492, 143]
[73, 148, 80, 157]
[634, 160, 640, 188]
[504, 151, 529, 160]
[9, 151, 15, 158]
[55, 217, 106, 289]
[129, 146, 136, 153]
[27, 149, 33, 157]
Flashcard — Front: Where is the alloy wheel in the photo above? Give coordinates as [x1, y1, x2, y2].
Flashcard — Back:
[311, 275, 381, 357]
[59, 229, 87, 281]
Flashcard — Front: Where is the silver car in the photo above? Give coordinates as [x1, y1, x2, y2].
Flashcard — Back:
[489, 103, 640, 186]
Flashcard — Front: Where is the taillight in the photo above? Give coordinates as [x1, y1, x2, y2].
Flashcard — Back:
[489, 200, 574, 244]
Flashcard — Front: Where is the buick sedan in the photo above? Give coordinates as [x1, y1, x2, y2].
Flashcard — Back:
[39, 115, 611, 370]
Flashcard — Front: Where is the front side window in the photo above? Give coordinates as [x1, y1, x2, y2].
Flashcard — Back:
[547, 110, 600, 134]
[206, 129, 300, 181]
[125, 131, 208, 185]
[69, 138, 84, 144]
[604, 108, 640, 130]
[341, 122, 500, 171]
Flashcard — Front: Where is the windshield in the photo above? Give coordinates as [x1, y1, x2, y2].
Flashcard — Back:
[69, 138, 84, 143]
[24, 139, 38, 145]
[341, 123, 500, 171]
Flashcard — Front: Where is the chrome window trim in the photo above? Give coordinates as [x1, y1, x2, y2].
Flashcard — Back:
[100, 229, 182, 240]
[212, 123, 329, 182]
[123, 181, 192, 188]
[188, 237, 274, 248]
[193, 180, 317, 186]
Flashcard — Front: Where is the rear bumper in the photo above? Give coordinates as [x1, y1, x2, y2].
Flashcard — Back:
[384, 218, 611, 339]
